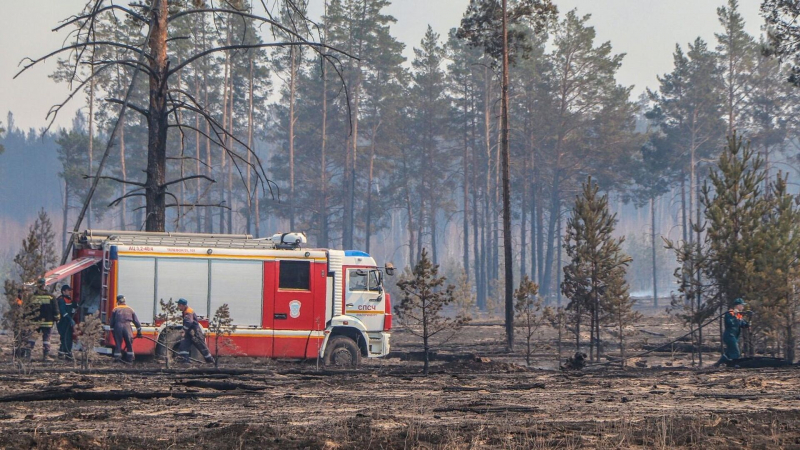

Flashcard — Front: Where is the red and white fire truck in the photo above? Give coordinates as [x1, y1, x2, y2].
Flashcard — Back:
[42, 230, 393, 366]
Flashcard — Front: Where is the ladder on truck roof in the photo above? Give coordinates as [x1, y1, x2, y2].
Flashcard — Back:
[77, 230, 280, 250]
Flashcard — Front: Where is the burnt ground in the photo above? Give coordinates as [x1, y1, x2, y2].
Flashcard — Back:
[1, 312, 799, 449]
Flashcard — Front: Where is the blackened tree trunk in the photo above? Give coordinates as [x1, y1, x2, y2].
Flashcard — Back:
[651, 196, 658, 308]
[501, 0, 514, 350]
[145, 0, 169, 232]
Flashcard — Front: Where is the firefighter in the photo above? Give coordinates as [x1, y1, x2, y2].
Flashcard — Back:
[719, 298, 749, 364]
[176, 298, 214, 364]
[28, 280, 57, 360]
[110, 295, 142, 362]
[55, 285, 76, 359]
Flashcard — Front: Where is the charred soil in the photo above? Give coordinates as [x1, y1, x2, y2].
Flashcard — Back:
[1, 315, 799, 449]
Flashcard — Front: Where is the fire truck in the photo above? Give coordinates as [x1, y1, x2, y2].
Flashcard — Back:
[42, 230, 393, 366]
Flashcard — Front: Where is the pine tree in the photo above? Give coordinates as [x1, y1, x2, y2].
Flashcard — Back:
[752, 175, 800, 362]
[2, 211, 58, 362]
[395, 248, 468, 375]
[514, 275, 543, 366]
[602, 266, 640, 366]
[210, 303, 237, 368]
[562, 176, 632, 362]
[761, 0, 800, 87]
[715, 0, 756, 134]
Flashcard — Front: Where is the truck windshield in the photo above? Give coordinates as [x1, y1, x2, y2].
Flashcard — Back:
[348, 269, 382, 292]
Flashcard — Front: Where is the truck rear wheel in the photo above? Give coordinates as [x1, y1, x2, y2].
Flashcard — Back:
[323, 336, 361, 368]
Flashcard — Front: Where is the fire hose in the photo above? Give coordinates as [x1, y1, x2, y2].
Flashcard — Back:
[137, 334, 205, 364]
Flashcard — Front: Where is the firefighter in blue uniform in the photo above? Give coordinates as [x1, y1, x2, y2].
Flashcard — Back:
[56, 285, 76, 359]
[176, 298, 214, 364]
[720, 298, 749, 363]
[110, 295, 142, 362]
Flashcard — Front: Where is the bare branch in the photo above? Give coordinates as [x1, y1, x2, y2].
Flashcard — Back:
[169, 41, 338, 76]
[166, 155, 212, 169]
[108, 191, 146, 208]
[133, 202, 231, 211]
[160, 175, 216, 189]
[83, 175, 147, 187]
[106, 98, 150, 118]
[15, 41, 152, 79]
[53, 5, 148, 32]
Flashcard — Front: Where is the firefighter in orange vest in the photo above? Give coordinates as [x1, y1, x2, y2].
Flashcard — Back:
[176, 298, 214, 364]
[55, 285, 76, 359]
[110, 295, 142, 362]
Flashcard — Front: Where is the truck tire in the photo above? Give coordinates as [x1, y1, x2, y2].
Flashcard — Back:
[323, 336, 361, 368]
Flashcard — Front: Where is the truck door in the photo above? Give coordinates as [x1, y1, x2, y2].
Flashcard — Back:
[272, 259, 315, 358]
[344, 268, 385, 331]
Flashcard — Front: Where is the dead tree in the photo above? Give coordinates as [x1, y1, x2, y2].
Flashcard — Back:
[17, 0, 355, 237]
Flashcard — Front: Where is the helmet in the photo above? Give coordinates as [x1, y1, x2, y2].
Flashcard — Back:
[733, 298, 746, 306]
[116, 294, 126, 302]
[61, 285, 72, 292]
[177, 298, 188, 306]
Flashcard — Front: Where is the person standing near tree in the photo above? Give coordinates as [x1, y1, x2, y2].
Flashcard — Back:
[110, 295, 142, 363]
[56, 285, 76, 359]
[176, 298, 214, 364]
[28, 280, 57, 360]
[718, 298, 749, 364]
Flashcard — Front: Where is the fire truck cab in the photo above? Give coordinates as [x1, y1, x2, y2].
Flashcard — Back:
[42, 230, 393, 366]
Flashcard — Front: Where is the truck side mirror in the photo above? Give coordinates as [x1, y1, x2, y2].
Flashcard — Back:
[385, 263, 395, 276]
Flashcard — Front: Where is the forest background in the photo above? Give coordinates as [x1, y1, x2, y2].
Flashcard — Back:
[0, 0, 795, 312]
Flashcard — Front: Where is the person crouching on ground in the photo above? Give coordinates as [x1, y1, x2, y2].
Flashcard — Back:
[56, 285, 76, 359]
[176, 298, 214, 364]
[717, 298, 749, 365]
[110, 295, 142, 362]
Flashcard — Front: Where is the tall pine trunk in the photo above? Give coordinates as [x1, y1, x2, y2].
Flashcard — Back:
[246, 51, 255, 235]
[144, 0, 169, 232]
[319, 6, 329, 247]
[289, 45, 297, 230]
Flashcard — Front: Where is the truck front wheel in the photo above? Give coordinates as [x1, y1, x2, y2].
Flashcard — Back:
[323, 336, 361, 368]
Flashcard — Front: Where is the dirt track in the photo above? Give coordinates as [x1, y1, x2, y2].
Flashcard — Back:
[1, 318, 800, 449]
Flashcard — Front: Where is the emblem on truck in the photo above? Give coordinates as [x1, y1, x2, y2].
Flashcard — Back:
[289, 300, 301, 318]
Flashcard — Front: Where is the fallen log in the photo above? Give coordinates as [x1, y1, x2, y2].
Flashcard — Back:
[639, 330, 666, 337]
[177, 380, 270, 391]
[386, 351, 477, 362]
[0, 389, 246, 403]
[433, 405, 539, 414]
[719, 357, 795, 369]
[441, 386, 488, 392]
[641, 343, 717, 353]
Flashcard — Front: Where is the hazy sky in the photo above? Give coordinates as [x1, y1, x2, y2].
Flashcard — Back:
[0, 0, 763, 131]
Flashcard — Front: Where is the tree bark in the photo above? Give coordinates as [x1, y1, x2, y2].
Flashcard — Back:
[247, 50, 255, 235]
[463, 78, 470, 280]
[119, 115, 127, 230]
[651, 196, 658, 308]
[87, 66, 95, 229]
[319, 3, 329, 247]
[144, 0, 169, 232]
[501, 0, 513, 350]
[289, 45, 297, 230]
